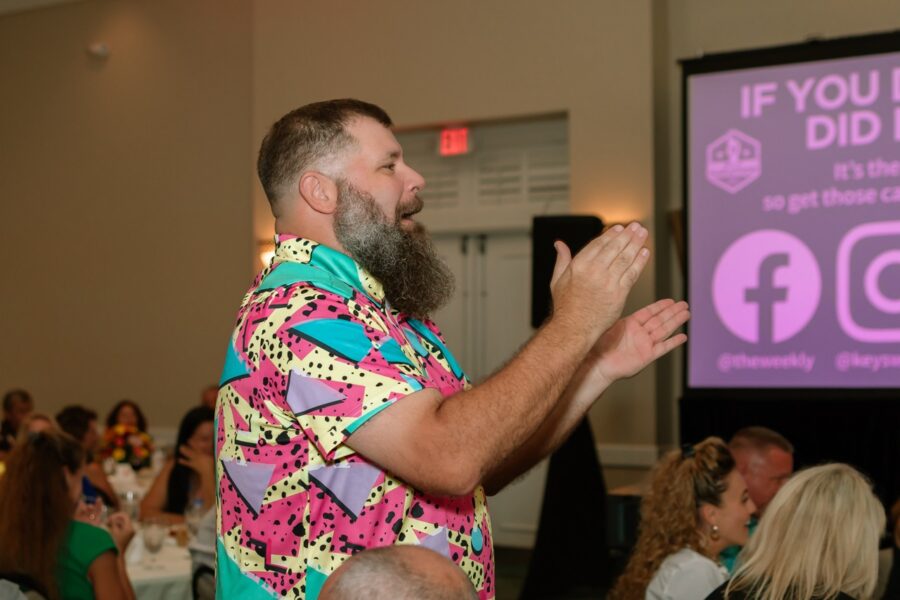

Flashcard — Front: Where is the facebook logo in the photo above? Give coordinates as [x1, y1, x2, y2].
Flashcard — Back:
[713, 230, 821, 344]
[744, 253, 790, 343]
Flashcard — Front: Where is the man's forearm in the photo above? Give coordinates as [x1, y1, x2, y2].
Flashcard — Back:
[346, 225, 651, 496]
[481, 359, 611, 495]
[431, 312, 600, 492]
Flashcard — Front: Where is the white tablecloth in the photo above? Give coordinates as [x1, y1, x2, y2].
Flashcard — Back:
[125, 534, 192, 600]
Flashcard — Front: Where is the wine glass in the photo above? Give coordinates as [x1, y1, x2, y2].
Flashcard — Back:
[141, 517, 168, 568]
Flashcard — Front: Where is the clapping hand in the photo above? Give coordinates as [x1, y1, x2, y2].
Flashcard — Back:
[589, 299, 690, 386]
[549, 223, 651, 339]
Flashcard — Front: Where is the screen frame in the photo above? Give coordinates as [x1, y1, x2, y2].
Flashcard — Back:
[681, 30, 900, 400]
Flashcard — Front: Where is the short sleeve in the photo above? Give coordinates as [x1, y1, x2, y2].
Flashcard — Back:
[276, 285, 425, 462]
[66, 521, 118, 569]
[664, 556, 726, 600]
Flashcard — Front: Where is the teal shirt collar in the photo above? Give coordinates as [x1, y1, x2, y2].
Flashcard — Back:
[271, 235, 386, 305]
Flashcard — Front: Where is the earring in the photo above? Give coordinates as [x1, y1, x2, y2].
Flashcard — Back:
[710, 524, 720, 541]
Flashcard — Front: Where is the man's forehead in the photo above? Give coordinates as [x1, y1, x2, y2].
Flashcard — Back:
[766, 446, 793, 466]
[753, 445, 793, 471]
[345, 116, 402, 160]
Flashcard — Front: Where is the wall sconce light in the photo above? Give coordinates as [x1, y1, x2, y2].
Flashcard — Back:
[86, 41, 111, 60]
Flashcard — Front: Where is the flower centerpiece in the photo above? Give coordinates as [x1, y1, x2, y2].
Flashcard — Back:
[99, 424, 154, 470]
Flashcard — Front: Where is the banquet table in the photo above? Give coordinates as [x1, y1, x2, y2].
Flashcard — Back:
[125, 533, 193, 600]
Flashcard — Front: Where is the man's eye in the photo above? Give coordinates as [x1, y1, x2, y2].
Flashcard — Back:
[383, 163, 396, 171]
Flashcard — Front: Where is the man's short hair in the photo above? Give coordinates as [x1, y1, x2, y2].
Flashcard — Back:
[55, 405, 98, 443]
[729, 426, 794, 454]
[320, 546, 477, 600]
[2, 389, 32, 413]
[257, 99, 393, 215]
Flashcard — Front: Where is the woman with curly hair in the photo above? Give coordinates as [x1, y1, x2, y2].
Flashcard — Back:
[609, 437, 756, 600]
[708, 463, 884, 600]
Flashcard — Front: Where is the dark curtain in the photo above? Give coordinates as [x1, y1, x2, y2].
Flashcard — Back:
[519, 419, 611, 599]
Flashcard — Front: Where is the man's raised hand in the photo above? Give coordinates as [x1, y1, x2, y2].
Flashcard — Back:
[549, 222, 650, 338]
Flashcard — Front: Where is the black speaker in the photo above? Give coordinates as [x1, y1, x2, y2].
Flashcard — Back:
[531, 215, 605, 328]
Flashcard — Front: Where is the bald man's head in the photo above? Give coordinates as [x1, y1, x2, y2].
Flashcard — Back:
[319, 546, 477, 600]
[730, 426, 794, 515]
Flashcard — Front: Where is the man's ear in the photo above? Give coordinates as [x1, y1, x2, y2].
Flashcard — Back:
[298, 172, 338, 215]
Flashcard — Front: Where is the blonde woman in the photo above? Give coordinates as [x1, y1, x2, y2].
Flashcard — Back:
[707, 463, 885, 600]
[610, 437, 756, 600]
[885, 498, 900, 598]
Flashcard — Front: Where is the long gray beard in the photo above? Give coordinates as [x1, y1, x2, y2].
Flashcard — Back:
[333, 180, 454, 320]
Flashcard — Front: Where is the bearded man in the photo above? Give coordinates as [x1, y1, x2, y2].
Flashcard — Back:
[215, 99, 690, 599]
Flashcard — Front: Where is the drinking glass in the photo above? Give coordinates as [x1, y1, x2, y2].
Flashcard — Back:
[118, 490, 141, 521]
[184, 499, 207, 537]
[141, 518, 168, 567]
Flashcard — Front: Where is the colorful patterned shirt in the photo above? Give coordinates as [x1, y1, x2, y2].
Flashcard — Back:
[215, 235, 495, 599]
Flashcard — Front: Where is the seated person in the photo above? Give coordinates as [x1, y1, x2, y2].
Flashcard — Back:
[140, 406, 214, 523]
[319, 545, 477, 600]
[101, 399, 154, 469]
[883, 498, 900, 599]
[610, 437, 756, 600]
[200, 384, 218, 410]
[16, 413, 55, 438]
[720, 426, 795, 571]
[707, 463, 884, 600]
[0, 389, 33, 456]
[0, 431, 136, 600]
[188, 508, 217, 600]
[104, 399, 149, 434]
[56, 405, 119, 510]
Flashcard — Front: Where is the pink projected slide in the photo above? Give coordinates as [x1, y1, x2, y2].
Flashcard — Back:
[687, 42, 900, 389]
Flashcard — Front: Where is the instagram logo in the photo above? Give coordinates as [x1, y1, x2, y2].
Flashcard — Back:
[836, 220, 900, 342]
[713, 230, 821, 343]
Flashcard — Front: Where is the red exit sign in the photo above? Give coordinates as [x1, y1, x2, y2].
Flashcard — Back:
[439, 127, 471, 156]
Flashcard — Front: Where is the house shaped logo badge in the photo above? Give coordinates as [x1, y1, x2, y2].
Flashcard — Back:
[705, 129, 762, 194]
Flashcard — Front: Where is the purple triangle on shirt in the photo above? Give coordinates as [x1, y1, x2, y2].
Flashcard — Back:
[221, 458, 276, 515]
[285, 369, 346, 416]
[308, 463, 381, 521]
[420, 527, 450, 557]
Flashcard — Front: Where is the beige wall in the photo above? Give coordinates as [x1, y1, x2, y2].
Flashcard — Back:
[654, 0, 900, 445]
[4, 0, 895, 448]
[252, 0, 660, 447]
[0, 0, 253, 427]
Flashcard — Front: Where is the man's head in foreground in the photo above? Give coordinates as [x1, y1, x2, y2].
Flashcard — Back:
[319, 545, 477, 600]
[729, 426, 794, 516]
[257, 99, 453, 318]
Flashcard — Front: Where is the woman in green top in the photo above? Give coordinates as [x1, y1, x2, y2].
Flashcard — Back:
[0, 430, 136, 600]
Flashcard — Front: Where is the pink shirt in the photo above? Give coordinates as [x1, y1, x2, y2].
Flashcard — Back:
[215, 235, 494, 599]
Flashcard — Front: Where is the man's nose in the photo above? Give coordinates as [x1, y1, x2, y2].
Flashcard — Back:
[407, 165, 426, 195]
